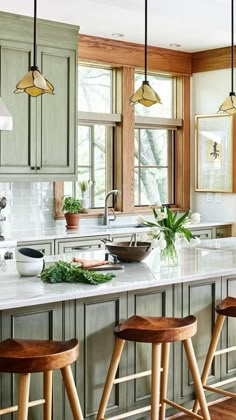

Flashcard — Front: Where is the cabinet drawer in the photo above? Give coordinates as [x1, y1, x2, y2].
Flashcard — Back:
[190, 229, 212, 240]
[17, 240, 54, 256]
[55, 236, 109, 255]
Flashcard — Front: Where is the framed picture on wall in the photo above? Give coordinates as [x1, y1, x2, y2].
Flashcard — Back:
[195, 113, 236, 192]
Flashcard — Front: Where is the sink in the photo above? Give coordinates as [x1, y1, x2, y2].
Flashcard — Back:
[85, 224, 144, 230]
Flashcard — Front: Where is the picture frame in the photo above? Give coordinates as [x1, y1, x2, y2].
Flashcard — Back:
[195, 113, 236, 192]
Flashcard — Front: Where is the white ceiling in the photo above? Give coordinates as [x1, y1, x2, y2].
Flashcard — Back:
[0, 0, 233, 53]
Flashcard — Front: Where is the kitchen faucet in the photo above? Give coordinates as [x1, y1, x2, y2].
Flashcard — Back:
[103, 189, 120, 226]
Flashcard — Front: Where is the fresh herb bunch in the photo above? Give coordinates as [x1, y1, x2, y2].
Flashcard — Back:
[62, 196, 82, 213]
[41, 261, 115, 285]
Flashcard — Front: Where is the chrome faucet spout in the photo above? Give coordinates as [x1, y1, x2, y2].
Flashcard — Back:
[103, 189, 120, 226]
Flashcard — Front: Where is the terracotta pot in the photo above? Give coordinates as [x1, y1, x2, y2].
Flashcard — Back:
[64, 213, 80, 230]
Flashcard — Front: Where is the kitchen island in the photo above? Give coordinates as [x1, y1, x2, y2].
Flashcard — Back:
[1, 239, 236, 419]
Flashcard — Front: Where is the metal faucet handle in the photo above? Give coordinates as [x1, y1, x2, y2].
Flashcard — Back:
[109, 208, 116, 222]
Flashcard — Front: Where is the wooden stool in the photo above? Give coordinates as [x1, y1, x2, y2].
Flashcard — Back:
[0, 338, 83, 420]
[97, 315, 210, 420]
[193, 296, 236, 414]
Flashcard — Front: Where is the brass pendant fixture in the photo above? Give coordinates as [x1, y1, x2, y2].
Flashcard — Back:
[218, 0, 236, 113]
[129, 0, 161, 107]
[14, 0, 54, 97]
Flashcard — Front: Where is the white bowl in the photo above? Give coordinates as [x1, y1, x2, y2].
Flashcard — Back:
[16, 260, 44, 277]
[16, 247, 44, 263]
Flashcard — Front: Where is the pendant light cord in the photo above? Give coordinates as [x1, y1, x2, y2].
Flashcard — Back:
[231, 0, 234, 94]
[144, 0, 147, 82]
[33, 0, 37, 68]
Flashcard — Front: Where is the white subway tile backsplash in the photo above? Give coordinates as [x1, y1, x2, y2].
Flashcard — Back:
[0, 182, 58, 231]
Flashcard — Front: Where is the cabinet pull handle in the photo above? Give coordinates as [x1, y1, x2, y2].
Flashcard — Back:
[36, 166, 41, 170]
[30, 166, 36, 170]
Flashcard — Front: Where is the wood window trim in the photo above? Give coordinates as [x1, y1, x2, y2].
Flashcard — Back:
[54, 70, 190, 219]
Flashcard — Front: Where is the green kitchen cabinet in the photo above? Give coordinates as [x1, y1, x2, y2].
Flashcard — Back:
[174, 278, 222, 407]
[75, 292, 128, 420]
[127, 285, 174, 417]
[221, 275, 236, 391]
[0, 302, 64, 420]
[0, 12, 78, 181]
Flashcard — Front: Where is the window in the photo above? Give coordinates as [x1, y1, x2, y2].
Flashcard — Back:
[64, 64, 119, 208]
[135, 128, 174, 206]
[134, 72, 178, 207]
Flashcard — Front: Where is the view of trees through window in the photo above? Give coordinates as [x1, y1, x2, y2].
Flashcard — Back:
[64, 65, 113, 208]
[65, 66, 175, 209]
[135, 128, 174, 205]
[134, 72, 174, 206]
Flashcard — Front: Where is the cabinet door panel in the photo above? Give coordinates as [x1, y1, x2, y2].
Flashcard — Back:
[37, 47, 76, 175]
[221, 276, 236, 382]
[176, 278, 221, 405]
[1, 303, 63, 420]
[76, 294, 127, 419]
[127, 286, 174, 413]
[0, 41, 36, 174]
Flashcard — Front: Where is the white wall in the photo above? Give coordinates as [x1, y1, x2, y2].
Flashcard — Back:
[191, 68, 236, 223]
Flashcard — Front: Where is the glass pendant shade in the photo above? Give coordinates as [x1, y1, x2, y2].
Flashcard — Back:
[14, 0, 54, 97]
[218, 92, 236, 114]
[129, 81, 161, 107]
[129, 0, 161, 107]
[15, 66, 54, 97]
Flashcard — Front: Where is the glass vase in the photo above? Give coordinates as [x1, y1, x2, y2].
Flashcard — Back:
[160, 237, 179, 267]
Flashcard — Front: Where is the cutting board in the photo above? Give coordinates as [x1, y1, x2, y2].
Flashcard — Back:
[87, 264, 124, 271]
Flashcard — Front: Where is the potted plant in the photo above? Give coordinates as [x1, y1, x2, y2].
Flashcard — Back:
[78, 180, 91, 213]
[62, 196, 82, 229]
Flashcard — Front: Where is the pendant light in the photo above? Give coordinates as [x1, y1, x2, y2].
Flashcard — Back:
[14, 0, 54, 97]
[0, 98, 13, 131]
[129, 0, 161, 107]
[218, 0, 236, 113]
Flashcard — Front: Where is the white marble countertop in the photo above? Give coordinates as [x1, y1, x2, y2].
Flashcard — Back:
[1, 221, 233, 243]
[0, 237, 236, 310]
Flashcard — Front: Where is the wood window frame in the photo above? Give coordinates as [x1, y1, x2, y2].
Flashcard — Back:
[54, 36, 191, 219]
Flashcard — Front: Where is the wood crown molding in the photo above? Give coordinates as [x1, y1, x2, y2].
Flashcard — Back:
[192, 46, 233, 73]
[79, 34, 236, 75]
[79, 34, 192, 76]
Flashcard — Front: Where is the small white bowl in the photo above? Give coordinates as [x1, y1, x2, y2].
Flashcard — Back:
[16, 247, 44, 263]
[16, 261, 44, 277]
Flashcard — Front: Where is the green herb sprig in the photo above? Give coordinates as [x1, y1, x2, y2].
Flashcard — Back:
[41, 261, 115, 285]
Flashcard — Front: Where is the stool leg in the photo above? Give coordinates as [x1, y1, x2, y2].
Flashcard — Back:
[151, 343, 161, 420]
[183, 339, 210, 420]
[61, 365, 83, 420]
[17, 373, 30, 420]
[97, 337, 125, 420]
[44, 370, 53, 420]
[193, 314, 225, 414]
[159, 342, 170, 420]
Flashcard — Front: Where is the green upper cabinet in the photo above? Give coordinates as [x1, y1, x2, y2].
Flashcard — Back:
[0, 12, 78, 181]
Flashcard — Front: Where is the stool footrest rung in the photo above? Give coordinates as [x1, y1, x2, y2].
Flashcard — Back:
[0, 399, 45, 415]
[113, 368, 163, 384]
[164, 399, 204, 420]
[106, 405, 152, 419]
[204, 384, 236, 398]
[215, 345, 236, 356]
[204, 376, 236, 388]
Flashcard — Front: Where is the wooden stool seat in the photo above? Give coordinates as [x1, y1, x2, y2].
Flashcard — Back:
[193, 296, 236, 415]
[114, 314, 197, 343]
[0, 338, 79, 373]
[97, 314, 210, 420]
[0, 338, 83, 420]
[215, 296, 236, 317]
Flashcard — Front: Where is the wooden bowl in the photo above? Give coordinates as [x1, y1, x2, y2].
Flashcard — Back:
[104, 241, 152, 262]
